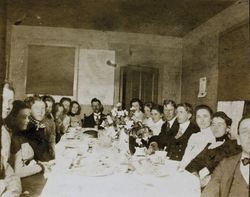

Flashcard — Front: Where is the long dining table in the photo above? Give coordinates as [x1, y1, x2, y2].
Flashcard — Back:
[41, 128, 201, 197]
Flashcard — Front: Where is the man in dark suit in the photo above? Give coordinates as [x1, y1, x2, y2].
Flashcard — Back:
[202, 116, 250, 197]
[83, 98, 106, 129]
[157, 100, 179, 149]
[166, 103, 200, 161]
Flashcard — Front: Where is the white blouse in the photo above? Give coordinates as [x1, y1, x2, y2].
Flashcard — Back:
[13, 143, 42, 178]
[146, 119, 165, 136]
[180, 127, 215, 168]
[1, 126, 11, 168]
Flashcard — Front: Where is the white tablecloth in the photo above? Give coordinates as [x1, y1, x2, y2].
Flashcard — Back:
[41, 130, 201, 197]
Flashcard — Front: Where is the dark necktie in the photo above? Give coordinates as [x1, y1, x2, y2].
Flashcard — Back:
[242, 158, 250, 166]
[165, 122, 170, 132]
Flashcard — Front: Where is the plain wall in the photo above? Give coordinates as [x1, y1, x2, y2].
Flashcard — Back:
[8, 26, 182, 115]
[181, 0, 249, 110]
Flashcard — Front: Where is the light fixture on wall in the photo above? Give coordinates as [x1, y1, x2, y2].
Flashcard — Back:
[106, 60, 117, 67]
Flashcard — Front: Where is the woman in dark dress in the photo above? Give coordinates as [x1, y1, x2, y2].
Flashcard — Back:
[186, 112, 241, 186]
[51, 103, 65, 143]
[24, 96, 56, 162]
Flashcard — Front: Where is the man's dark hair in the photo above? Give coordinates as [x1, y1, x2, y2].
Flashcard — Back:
[177, 103, 193, 115]
[163, 100, 177, 109]
[91, 98, 101, 105]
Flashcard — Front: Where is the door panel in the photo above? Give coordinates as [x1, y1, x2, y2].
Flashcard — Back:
[121, 66, 158, 109]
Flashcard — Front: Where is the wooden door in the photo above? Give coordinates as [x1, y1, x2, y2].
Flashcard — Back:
[120, 65, 158, 109]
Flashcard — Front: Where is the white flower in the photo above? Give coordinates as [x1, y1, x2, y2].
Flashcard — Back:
[124, 110, 128, 116]
[116, 102, 122, 108]
[106, 115, 113, 124]
[124, 120, 134, 130]
[111, 108, 118, 117]
[136, 138, 143, 146]
[117, 110, 124, 117]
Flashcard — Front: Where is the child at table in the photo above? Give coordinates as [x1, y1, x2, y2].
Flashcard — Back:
[69, 101, 82, 128]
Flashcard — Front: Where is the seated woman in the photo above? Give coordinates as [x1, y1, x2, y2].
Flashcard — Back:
[145, 104, 164, 136]
[5, 100, 42, 178]
[130, 98, 144, 122]
[51, 103, 65, 143]
[142, 102, 153, 125]
[59, 97, 71, 131]
[185, 112, 241, 187]
[42, 95, 55, 120]
[0, 117, 22, 197]
[69, 101, 82, 128]
[180, 105, 215, 169]
[24, 96, 56, 162]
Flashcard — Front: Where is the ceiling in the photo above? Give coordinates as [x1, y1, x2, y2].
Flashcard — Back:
[7, 0, 237, 37]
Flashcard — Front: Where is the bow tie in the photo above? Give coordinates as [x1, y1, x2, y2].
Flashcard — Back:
[242, 158, 250, 166]
[215, 134, 227, 142]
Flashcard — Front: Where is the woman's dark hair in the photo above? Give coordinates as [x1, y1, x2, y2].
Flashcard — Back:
[144, 102, 154, 111]
[24, 95, 42, 108]
[195, 104, 213, 118]
[42, 95, 55, 105]
[69, 101, 81, 116]
[177, 103, 193, 116]
[213, 111, 232, 127]
[151, 104, 163, 114]
[163, 100, 177, 109]
[59, 97, 71, 105]
[130, 98, 144, 112]
[52, 103, 64, 119]
[91, 98, 101, 105]
[4, 100, 29, 130]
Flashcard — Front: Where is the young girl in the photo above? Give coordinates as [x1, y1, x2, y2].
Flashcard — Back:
[143, 102, 153, 125]
[69, 101, 82, 128]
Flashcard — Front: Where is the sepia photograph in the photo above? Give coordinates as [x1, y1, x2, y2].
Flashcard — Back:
[0, 0, 249, 196]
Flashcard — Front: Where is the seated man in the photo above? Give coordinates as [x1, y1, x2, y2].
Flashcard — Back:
[202, 116, 250, 197]
[185, 112, 241, 187]
[166, 103, 200, 161]
[157, 100, 179, 150]
[83, 98, 106, 129]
